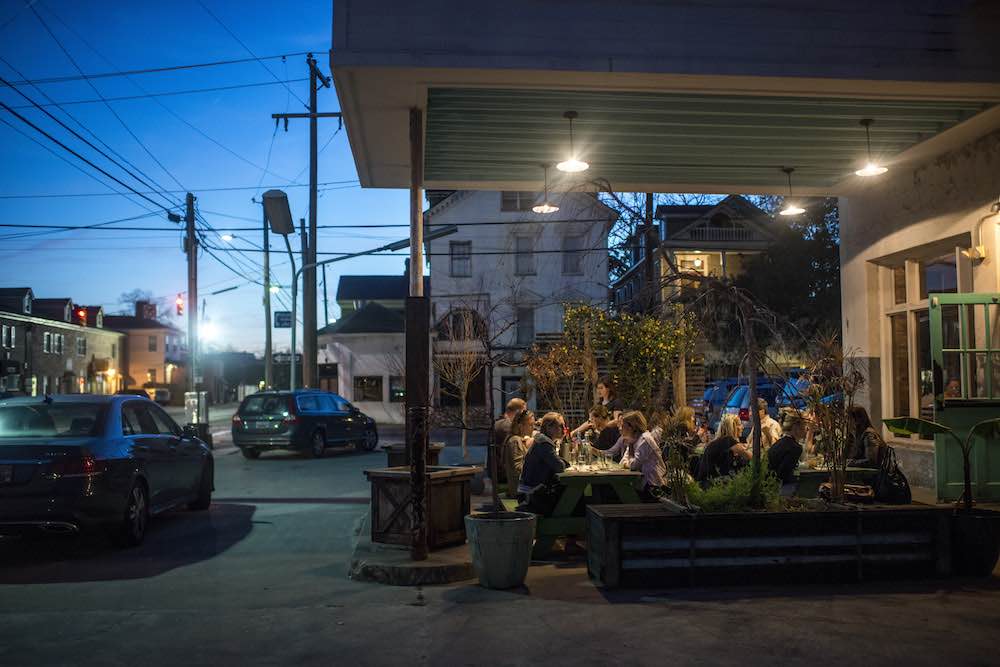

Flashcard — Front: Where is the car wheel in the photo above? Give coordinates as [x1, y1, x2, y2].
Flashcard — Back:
[241, 448, 260, 460]
[362, 427, 379, 451]
[189, 461, 213, 511]
[309, 431, 326, 458]
[113, 481, 148, 547]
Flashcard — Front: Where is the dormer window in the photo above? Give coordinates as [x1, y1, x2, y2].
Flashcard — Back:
[63, 304, 71, 322]
[23, 294, 31, 314]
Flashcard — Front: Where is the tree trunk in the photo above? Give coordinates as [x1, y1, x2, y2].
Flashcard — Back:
[743, 304, 763, 507]
[460, 395, 469, 460]
[486, 360, 500, 510]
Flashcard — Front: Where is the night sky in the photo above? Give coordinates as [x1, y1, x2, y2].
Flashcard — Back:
[0, 0, 410, 353]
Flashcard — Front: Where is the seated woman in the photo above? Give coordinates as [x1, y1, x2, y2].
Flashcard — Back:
[696, 414, 750, 485]
[592, 411, 667, 501]
[517, 412, 569, 515]
[503, 410, 534, 500]
[768, 414, 807, 496]
[847, 405, 885, 467]
[571, 404, 622, 456]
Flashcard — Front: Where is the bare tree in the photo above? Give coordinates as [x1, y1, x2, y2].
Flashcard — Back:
[434, 308, 487, 459]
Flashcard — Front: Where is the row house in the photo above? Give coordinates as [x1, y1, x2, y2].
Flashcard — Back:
[0, 288, 124, 396]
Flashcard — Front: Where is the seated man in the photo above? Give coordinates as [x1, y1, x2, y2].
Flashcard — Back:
[517, 412, 568, 515]
[767, 414, 807, 496]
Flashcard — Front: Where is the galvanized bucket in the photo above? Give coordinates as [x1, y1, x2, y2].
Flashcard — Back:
[465, 511, 536, 589]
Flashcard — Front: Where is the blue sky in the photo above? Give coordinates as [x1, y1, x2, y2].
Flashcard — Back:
[0, 0, 411, 353]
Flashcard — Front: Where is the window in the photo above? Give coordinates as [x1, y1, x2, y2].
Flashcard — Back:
[54, 334, 64, 355]
[111, 343, 116, 358]
[919, 252, 958, 299]
[42, 332, 52, 354]
[1, 325, 13, 349]
[148, 335, 158, 352]
[147, 404, 180, 435]
[353, 376, 383, 402]
[147, 368, 157, 383]
[501, 191, 536, 212]
[889, 313, 910, 417]
[76, 337, 87, 356]
[122, 402, 158, 436]
[516, 306, 534, 346]
[562, 234, 584, 274]
[515, 235, 535, 275]
[450, 241, 471, 277]
[23, 294, 31, 314]
[892, 266, 907, 305]
[316, 395, 337, 412]
[389, 376, 405, 403]
[297, 394, 321, 411]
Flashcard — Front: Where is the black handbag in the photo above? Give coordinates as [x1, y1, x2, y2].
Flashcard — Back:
[873, 445, 911, 504]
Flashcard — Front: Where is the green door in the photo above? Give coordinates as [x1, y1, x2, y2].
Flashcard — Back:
[929, 293, 1000, 501]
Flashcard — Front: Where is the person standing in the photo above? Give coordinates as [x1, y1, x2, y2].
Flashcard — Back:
[596, 376, 625, 421]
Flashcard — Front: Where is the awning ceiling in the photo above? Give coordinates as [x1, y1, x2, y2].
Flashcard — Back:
[425, 88, 992, 191]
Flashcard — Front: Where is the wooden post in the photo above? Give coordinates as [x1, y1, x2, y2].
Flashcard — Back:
[406, 107, 429, 561]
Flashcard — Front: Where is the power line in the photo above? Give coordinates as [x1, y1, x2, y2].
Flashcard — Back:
[195, 0, 308, 109]
[3, 51, 314, 86]
[0, 180, 359, 199]
[7, 77, 310, 110]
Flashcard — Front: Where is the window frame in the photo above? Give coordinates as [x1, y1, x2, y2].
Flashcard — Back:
[76, 337, 87, 356]
[500, 191, 536, 212]
[353, 375, 384, 402]
[561, 233, 585, 275]
[148, 335, 158, 352]
[515, 306, 535, 346]
[449, 240, 472, 277]
[514, 234, 535, 276]
[42, 331, 52, 354]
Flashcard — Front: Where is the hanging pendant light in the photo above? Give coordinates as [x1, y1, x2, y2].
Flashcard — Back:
[532, 163, 559, 214]
[556, 110, 589, 173]
[855, 118, 888, 177]
[779, 167, 805, 216]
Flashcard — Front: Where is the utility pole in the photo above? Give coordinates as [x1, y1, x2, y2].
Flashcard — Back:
[322, 263, 330, 326]
[643, 192, 657, 313]
[185, 192, 199, 395]
[263, 204, 273, 388]
[298, 218, 308, 387]
[271, 54, 340, 389]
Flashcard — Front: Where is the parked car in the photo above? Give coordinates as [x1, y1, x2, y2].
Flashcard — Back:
[720, 382, 784, 434]
[0, 394, 214, 546]
[703, 378, 741, 430]
[231, 390, 378, 459]
[149, 388, 171, 405]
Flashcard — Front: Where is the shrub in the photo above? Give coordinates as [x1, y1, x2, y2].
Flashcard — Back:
[686, 463, 781, 513]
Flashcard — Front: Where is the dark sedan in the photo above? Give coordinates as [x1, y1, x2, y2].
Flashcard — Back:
[232, 390, 378, 459]
[0, 394, 213, 546]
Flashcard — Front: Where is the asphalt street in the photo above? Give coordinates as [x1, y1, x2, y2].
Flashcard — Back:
[0, 421, 998, 666]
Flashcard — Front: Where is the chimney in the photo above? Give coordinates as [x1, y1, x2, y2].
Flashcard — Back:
[135, 300, 157, 320]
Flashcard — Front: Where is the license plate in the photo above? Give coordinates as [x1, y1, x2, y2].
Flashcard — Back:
[0, 465, 12, 484]
[253, 421, 273, 430]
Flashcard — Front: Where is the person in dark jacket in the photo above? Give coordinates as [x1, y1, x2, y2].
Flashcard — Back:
[517, 412, 568, 515]
[493, 398, 526, 486]
[847, 405, 885, 467]
[768, 415, 807, 495]
[697, 414, 750, 484]
[597, 376, 625, 421]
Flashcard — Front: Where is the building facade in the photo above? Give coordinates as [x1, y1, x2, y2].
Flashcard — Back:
[0, 288, 124, 396]
[104, 301, 186, 398]
[425, 190, 615, 410]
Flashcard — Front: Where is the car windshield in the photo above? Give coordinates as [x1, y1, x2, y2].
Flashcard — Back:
[241, 395, 289, 416]
[0, 402, 106, 439]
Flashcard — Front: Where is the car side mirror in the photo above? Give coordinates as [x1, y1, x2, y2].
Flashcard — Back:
[182, 424, 200, 439]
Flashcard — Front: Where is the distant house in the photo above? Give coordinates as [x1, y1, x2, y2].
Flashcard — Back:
[0, 288, 124, 396]
[336, 273, 429, 316]
[318, 301, 407, 424]
[104, 301, 186, 395]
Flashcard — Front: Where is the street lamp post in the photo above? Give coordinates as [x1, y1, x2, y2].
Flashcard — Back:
[261, 190, 297, 389]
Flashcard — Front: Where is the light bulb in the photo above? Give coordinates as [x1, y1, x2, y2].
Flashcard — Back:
[532, 202, 559, 214]
[556, 158, 589, 173]
[779, 205, 805, 216]
[855, 162, 888, 177]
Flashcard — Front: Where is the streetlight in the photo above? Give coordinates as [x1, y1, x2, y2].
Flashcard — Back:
[286, 224, 459, 391]
[261, 189, 296, 389]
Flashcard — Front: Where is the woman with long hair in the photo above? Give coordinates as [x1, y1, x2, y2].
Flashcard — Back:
[592, 410, 666, 500]
[504, 409, 535, 499]
[696, 413, 750, 484]
[596, 376, 625, 421]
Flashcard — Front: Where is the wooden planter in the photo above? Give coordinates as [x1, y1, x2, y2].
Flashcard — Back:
[381, 443, 445, 468]
[587, 503, 954, 589]
[364, 465, 480, 550]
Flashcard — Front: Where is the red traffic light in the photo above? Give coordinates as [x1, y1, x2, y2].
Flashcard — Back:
[175, 294, 184, 316]
[76, 308, 86, 325]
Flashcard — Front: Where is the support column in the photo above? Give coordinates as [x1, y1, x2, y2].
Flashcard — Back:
[405, 107, 429, 561]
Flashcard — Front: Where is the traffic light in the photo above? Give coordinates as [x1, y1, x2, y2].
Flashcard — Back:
[76, 307, 87, 326]
[175, 294, 184, 317]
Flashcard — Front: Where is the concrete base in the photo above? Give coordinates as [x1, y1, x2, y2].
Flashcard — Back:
[348, 507, 475, 586]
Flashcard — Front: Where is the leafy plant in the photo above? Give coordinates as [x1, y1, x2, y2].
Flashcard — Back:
[686, 463, 782, 513]
[884, 416, 1000, 511]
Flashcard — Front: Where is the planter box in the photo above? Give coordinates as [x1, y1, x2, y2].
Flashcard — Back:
[587, 503, 955, 589]
[381, 443, 445, 468]
[364, 465, 480, 550]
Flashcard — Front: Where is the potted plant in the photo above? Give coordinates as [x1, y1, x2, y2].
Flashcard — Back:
[464, 511, 537, 589]
[884, 416, 1000, 576]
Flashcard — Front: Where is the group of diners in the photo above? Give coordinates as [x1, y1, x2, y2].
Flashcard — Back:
[493, 376, 887, 515]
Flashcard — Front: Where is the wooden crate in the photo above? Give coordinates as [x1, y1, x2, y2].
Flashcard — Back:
[364, 466, 480, 550]
[587, 503, 953, 589]
[381, 443, 445, 468]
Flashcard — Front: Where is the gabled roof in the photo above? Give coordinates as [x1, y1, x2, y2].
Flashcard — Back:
[657, 195, 773, 245]
[103, 315, 180, 332]
[32, 298, 72, 322]
[318, 302, 404, 335]
[0, 287, 33, 315]
[336, 275, 428, 302]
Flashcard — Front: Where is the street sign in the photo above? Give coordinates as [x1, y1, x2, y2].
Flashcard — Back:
[274, 311, 292, 328]
[273, 353, 303, 364]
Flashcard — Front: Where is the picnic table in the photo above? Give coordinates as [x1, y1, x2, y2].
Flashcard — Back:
[795, 465, 880, 498]
[503, 467, 643, 558]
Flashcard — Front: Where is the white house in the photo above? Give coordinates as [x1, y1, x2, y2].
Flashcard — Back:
[317, 302, 406, 425]
[425, 190, 616, 410]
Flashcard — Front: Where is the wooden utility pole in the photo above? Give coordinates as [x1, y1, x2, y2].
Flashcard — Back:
[406, 107, 429, 561]
[322, 263, 330, 326]
[263, 205, 273, 388]
[271, 53, 340, 388]
[184, 192, 198, 395]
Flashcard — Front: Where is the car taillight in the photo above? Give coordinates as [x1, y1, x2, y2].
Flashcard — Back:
[232, 414, 243, 425]
[738, 408, 750, 422]
[282, 414, 299, 425]
[50, 455, 104, 478]
[283, 397, 299, 424]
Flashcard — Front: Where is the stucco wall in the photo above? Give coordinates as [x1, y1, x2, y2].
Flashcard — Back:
[319, 332, 406, 425]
